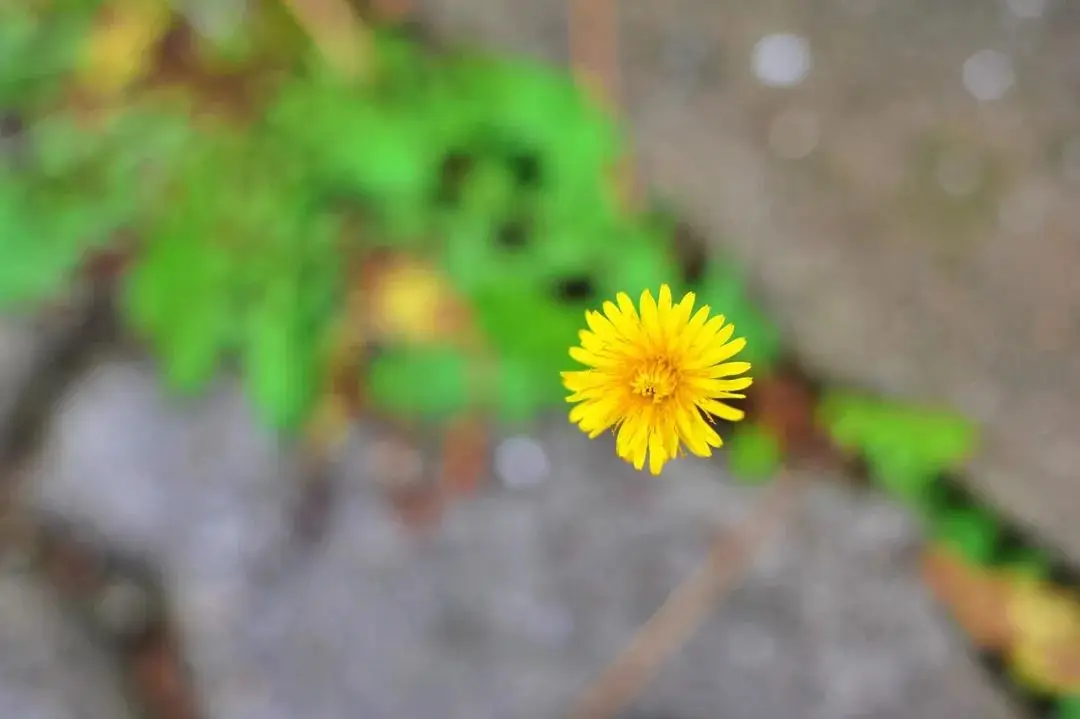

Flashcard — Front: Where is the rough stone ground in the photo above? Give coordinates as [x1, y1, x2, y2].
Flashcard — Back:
[0, 568, 132, 719]
[4, 352, 1020, 718]
[418, 0, 1080, 562]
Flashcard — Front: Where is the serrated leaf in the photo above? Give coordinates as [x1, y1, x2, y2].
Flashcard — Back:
[0, 172, 116, 308]
[125, 225, 234, 394]
[243, 297, 322, 430]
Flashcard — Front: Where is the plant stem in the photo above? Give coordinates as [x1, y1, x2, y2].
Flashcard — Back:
[370, 0, 411, 22]
[280, 0, 372, 79]
[567, 0, 638, 207]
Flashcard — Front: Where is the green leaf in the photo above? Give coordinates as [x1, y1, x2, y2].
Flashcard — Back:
[447, 56, 622, 194]
[124, 224, 234, 394]
[492, 356, 563, 424]
[0, 109, 200, 310]
[0, 171, 117, 309]
[0, 2, 99, 109]
[366, 346, 473, 422]
[932, 507, 1000, 565]
[265, 78, 440, 209]
[599, 222, 682, 300]
[369, 28, 434, 93]
[1057, 695, 1080, 719]
[121, 121, 344, 429]
[458, 160, 517, 218]
[817, 391, 978, 507]
[997, 547, 1052, 581]
[233, 191, 342, 430]
[472, 284, 581, 375]
[726, 423, 784, 484]
[98, 108, 198, 200]
[120, 135, 245, 394]
[243, 294, 323, 431]
[439, 210, 508, 293]
[160, 305, 231, 393]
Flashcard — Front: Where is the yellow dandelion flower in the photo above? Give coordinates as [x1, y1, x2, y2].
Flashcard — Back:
[561, 284, 752, 475]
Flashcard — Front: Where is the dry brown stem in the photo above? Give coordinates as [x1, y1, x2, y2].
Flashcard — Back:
[567, 0, 638, 206]
[568, 474, 803, 719]
[280, 0, 371, 78]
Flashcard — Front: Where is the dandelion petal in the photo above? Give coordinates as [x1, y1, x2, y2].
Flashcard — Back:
[562, 286, 753, 475]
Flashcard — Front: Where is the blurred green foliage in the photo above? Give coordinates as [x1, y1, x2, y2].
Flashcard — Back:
[0, 9, 785, 431]
[0, 0, 99, 110]
[367, 346, 472, 422]
[818, 391, 978, 508]
[1058, 695, 1080, 719]
[998, 547, 1052, 582]
[725, 422, 784, 483]
[933, 505, 1000, 565]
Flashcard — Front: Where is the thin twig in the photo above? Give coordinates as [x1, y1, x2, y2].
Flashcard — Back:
[280, 0, 372, 78]
[370, 0, 411, 22]
[291, 259, 370, 544]
[0, 280, 119, 557]
[568, 0, 619, 105]
[567, 0, 638, 206]
[568, 473, 803, 719]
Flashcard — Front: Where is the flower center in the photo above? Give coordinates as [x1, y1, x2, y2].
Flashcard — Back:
[630, 358, 678, 403]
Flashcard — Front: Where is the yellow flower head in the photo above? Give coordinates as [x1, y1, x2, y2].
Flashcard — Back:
[561, 284, 752, 475]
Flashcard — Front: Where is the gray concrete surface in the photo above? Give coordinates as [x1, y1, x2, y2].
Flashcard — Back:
[16, 358, 1019, 718]
[0, 567, 134, 719]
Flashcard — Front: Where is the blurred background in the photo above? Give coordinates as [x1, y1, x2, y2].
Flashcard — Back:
[1, 0, 1079, 717]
